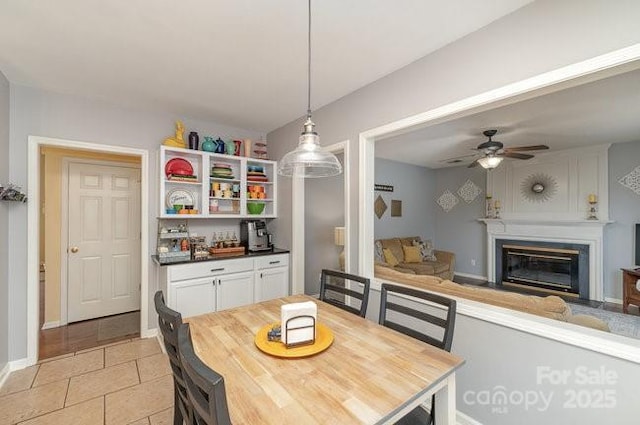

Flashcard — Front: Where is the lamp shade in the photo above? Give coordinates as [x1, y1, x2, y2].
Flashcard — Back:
[477, 155, 503, 169]
[334, 226, 345, 246]
[277, 119, 342, 178]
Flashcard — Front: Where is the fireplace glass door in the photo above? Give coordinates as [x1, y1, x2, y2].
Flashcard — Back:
[502, 244, 580, 295]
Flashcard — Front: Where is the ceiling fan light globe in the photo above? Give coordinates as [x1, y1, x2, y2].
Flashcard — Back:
[478, 156, 503, 169]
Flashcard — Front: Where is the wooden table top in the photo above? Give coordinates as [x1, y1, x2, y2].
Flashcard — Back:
[186, 295, 465, 425]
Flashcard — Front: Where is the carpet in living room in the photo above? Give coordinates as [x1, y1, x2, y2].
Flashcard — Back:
[568, 303, 640, 339]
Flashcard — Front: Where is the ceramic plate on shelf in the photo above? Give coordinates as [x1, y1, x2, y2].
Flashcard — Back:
[165, 158, 194, 177]
[166, 189, 195, 207]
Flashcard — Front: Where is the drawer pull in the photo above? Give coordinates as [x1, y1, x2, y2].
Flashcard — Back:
[269, 261, 280, 265]
[210, 268, 225, 272]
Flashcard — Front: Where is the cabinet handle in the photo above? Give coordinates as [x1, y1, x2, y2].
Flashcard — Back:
[212, 279, 216, 286]
[210, 268, 225, 272]
[269, 261, 280, 265]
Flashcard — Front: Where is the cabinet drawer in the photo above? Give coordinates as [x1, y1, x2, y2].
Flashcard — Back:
[169, 258, 254, 281]
[255, 254, 289, 270]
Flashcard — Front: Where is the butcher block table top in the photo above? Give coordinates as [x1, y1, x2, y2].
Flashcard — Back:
[185, 295, 465, 424]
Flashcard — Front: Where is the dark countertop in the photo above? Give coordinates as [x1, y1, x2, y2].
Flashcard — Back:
[152, 247, 290, 266]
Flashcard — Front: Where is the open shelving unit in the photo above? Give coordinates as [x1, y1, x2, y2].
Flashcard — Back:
[159, 146, 277, 219]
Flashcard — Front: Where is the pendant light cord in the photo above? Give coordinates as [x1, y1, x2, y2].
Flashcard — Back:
[307, 0, 312, 119]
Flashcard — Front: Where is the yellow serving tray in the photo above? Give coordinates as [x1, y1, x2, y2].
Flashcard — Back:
[254, 323, 334, 358]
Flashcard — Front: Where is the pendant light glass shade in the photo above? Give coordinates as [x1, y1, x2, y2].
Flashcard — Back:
[277, 0, 343, 178]
[477, 155, 503, 169]
[278, 117, 342, 178]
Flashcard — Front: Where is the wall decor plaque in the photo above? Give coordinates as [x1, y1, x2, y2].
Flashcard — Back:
[437, 190, 459, 212]
[374, 195, 387, 219]
[391, 200, 402, 217]
[374, 184, 394, 192]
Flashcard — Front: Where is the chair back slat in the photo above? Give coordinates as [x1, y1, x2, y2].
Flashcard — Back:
[178, 323, 232, 425]
[153, 291, 193, 424]
[320, 269, 371, 317]
[379, 283, 456, 352]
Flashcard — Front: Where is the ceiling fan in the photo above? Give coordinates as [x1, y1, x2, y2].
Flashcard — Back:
[444, 130, 549, 169]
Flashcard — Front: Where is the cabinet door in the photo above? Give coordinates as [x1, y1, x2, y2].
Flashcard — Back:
[170, 277, 215, 318]
[216, 271, 254, 311]
[256, 267, 289, 302]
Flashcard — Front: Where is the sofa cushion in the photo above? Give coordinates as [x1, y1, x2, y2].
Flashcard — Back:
[380, 239, 405, 264]
[567, 314, 611, 332]
[399, 262, 435, 275]
[402, 245, 422, 263]
[383, 248, 400, 266]
[413, 239, 437, 261]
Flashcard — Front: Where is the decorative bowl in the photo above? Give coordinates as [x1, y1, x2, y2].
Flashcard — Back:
[247, 202, 265, 215]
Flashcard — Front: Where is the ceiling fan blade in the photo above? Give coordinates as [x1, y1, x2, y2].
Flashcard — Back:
[504, 145, 549, 152]
[467, 159, 480, 168]
[502, 152, 534, 160]
[439, 153, 478, 163]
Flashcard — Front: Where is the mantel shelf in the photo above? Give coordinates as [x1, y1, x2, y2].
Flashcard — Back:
[478, 218, 614, 227]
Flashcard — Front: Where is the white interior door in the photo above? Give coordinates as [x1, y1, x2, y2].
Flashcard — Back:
[67, 162, 141, 322]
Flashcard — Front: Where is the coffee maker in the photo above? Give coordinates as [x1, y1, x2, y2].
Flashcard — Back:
[240, 220, 273, 252]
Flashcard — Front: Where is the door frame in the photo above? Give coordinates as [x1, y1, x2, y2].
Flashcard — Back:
[291, 140, 350, 295]
[60, 157, 142, 326]
[27, 136, 149, 365]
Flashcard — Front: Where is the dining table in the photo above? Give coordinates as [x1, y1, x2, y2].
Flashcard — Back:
[185, 294, 465, 424]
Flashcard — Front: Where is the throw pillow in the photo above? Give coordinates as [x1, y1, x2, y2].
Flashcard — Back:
[413, 239, 437, 261]
[383, 248, 400, 267]
[402, 245, 422, 263]
[374, 240, 384, 262]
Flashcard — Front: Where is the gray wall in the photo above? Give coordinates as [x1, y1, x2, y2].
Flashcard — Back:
[374, 158, 436, 241]
[267, 1, 640, 422]
[7, 85, 264, 361]
[606, 140, 640, 300]
[434, 166, 487, 277]
[0, 70, 10, 371]
[305, 153, 344, 294]
[269, 0, 640, 277]
[365, 288, 640, 424]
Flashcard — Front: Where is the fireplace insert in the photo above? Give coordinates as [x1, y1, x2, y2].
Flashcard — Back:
[496, 240, 589, 299]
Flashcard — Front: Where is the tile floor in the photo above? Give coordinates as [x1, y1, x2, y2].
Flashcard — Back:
[0, 338, 174, 425]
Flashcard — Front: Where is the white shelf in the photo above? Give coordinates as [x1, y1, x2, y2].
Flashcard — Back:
[160, 146, 277, 218]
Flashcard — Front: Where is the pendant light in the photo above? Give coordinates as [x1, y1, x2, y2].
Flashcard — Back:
[277, 0, 343, 178]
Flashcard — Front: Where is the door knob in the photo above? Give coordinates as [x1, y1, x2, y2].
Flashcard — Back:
[70, 247, 79, 253]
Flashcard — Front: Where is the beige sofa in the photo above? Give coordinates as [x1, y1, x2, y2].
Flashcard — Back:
[376, 236, 455, 280]
[374, 264, 610, 331]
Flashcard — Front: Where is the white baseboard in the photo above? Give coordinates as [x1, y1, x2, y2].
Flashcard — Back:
[141, 327, 158, 339]
[605, 296, 622, 305]
[453, 272, 487, 281]
[0, 362, 10, 390]
[457, 410, 482, 425]
[41, 321, 61, 330]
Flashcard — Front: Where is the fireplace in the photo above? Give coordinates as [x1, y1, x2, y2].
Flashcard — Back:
[496, 239, 589, 299]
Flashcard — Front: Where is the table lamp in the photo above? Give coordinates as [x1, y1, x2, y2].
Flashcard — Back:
[334, 226, 345, 271]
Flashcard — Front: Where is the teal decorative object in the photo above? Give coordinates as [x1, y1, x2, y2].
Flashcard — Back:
[202, 137, 215, 152]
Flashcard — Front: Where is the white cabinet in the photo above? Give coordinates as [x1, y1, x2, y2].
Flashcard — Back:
[255, 254, 289, 302]
[216, 271, 254, 311]
[160, 253, 289, 318]
[170, 277, 215, 318]
[160, 146, 278, 219]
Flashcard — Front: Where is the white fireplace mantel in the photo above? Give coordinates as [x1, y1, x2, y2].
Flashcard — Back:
[481, 218, 613, 301]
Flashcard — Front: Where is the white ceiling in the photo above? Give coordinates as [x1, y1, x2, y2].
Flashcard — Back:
[376, 66, 640, 168]
[0, 0, 531, 132]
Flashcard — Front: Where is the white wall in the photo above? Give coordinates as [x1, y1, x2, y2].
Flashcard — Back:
[0, 70, 10, 371]
[7, 85, 264, 361]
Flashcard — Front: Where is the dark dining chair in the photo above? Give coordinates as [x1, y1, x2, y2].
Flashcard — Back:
[154, 290, 193, 425]
[319, 269, 371, 317]
[379, 283, 457, 425]
[178, 323, 232, 425]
